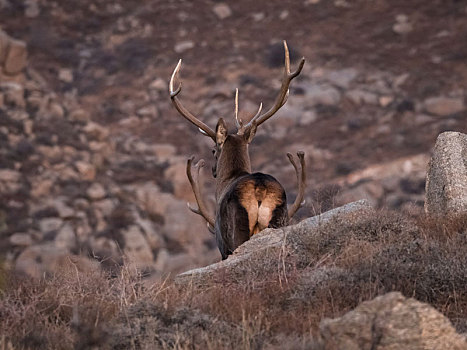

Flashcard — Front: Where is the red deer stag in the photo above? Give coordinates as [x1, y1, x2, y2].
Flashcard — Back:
[169, 41, 306, 260]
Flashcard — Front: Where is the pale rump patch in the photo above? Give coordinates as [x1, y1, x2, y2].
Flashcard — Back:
[238, 180, 284, 236]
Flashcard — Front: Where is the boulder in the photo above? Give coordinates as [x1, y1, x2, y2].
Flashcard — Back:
[423, 96, 464, 116]
[425, 132, 467, 214]
[0, 32, 27, 75]
[15, 243, 98, 278]
[176, 200, 373, 285]
[317, 292, 467, 350]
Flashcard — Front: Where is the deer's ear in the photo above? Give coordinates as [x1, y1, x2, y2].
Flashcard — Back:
[243, 122, 257, 144]
[216, 118, 228, 146]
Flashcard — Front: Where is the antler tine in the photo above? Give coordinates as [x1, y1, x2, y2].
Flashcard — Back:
[186, 156, 215, 230]
[169, 59, 182, 97]
[287, 151, 306, 219]
[234, 88, 242, 129]
[249, 102, 263, 125]
[169, 60, 217, 141]
[244, 40, 305, 130]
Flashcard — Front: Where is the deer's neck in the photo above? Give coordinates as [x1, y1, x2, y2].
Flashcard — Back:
[215, 142, 251, 199]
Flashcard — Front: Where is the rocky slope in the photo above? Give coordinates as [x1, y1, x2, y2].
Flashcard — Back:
[0, 0, 466, 277]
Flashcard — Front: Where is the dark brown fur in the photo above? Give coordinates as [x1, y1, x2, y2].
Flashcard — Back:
[213, 124, 289, 260]
[215, 173, 288, 259]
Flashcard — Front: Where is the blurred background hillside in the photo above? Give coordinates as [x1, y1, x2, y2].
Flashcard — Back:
[0, 0, 466, 278]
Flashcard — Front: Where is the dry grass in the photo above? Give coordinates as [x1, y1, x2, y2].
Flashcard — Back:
[0, 211, 466, 349]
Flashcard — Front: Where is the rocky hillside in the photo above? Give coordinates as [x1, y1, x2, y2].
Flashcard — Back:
[0, 0, 466, 278]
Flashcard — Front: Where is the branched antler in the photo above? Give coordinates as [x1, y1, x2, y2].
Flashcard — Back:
[186, 156, 215, 233]
[287, 151, 306, 219]
[169, 60, 217, 141]
[241, 41, 305, 132]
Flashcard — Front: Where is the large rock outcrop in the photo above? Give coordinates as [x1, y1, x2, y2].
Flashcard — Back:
[317, 292, 467, 350]
[176, 199, 373, 285]
[425, 131, 467, 214]
[0, 30, 27, 76]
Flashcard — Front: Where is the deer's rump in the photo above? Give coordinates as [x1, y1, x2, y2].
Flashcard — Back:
[215, 173, 288, 259]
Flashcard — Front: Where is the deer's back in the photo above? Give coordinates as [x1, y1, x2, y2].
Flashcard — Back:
[215, 172, 288, 259]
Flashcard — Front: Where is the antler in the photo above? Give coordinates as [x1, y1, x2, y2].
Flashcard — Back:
[287, 151, 306, 219]
[186, 156, 215, 233]
[242, 41, 305, 131]
[169, 60, 217, 141]
[235, 88, 263, 135]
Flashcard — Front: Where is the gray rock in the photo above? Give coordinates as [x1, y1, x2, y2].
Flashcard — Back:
[176, 200, 373, 285]
[305, 84, 341, 106]
[122, 225, 154, 268]
[87, 183, 106, 200]
[346, 89, 378, 105]
[24, 0, 40, 18]
[326, 68, 358, 89]
[424, 96, 465, 116]
[318, 292, 467, 349]
[15, 244, 98, 278]
[4, 38, 27, 75]
[39, 217, 63, 233]
[212, 3, 232, 19]
[69, 108, 90, 122]
[83, 122, 109, 141]
[174, 40, 195, 54]
[0, 169, 21, 182]
[9, 232, 33, 246]
[55, 223, 75, 250]
[58, 68, 73, 83]
[425, 131, 467, 214]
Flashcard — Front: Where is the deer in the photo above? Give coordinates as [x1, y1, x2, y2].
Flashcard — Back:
[169, 41, 306, 260]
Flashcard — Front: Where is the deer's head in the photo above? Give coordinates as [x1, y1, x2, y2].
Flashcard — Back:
[169, 41, 305, 187]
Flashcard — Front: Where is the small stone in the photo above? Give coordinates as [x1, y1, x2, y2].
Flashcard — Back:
[393, 18, 413, 34]
[326, 68, 358, 89]
[87, 183, 106, 200]
[39, 218, 63, 233]
[10, 232, 33, 246]
[424, 96, 465, 116]
[252, 12, 265, 22]
[152, 143, 177, 161]
[93, 198, 115, 216]
[69, 109, 90, 122]
[174, 40, 195, 54]
[136, 105, 158, 117]
[122, 225, 154, 268]
[0, 169, 21, 182]
[299, 110, 317, 125]
[4, 39, 27, 75]
[279, 10, 289, 19]
[118, 116, 140, 127]
[2, 82, 25, 107]
[48, 102, 64, 118]
[305, 84, 341, 106]
[395, 14, 409, 23]
[55, 223, 75, 250]
[24, 0, 40, 18]
[51, 199, 75, 218]
[346, 89, 378, 105]
[58, 68, 73, 83]
[212, 3, 232, 19]
[149, 78, 166, 91]
[23, 119, 33, 135]
[379, 96, 394, 107]
[75, 161, 96, 181]
[83, 122, 109, 141]
[30, 178, 53, 198]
